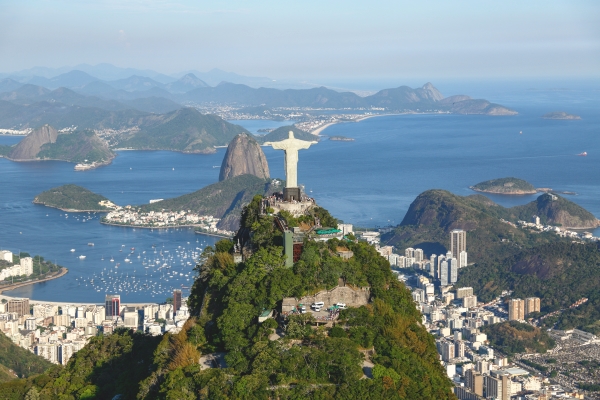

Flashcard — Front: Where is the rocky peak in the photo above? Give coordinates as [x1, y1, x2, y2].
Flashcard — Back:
[179, 73, 207, 87]
[219, 133, 270, 182]
[416, 82, 445, 102]
[9, 124, 58, 160]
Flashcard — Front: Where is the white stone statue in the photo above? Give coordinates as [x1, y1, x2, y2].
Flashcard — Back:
[264, 131, 317, 188]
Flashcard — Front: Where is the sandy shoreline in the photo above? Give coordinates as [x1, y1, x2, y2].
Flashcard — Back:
[309, 113, 396, 135]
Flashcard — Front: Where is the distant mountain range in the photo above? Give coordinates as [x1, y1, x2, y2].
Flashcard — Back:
[0, 77, 517, 132]
[0, 64, 303, 89]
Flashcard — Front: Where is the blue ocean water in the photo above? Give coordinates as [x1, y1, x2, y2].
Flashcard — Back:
[0, 85, 598, 303]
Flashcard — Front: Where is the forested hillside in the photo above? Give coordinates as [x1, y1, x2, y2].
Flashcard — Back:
[457, 242, 600, 332]
[33, 184, 112, 211]
[0, 332, 53, 382]
[0, 196, 455, 399]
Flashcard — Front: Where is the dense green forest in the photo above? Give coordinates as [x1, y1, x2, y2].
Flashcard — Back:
[383, 190, 562, 264]
[481, 321, 555, 356]
[0, 332, 53, 382]
[457, 242, 600, 332]
[33, 184, 112, 212]
[37, 130, 114, 164]
[0, 196, 455, 399]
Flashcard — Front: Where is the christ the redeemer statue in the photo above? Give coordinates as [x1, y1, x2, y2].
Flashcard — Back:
[265, 131, 317, 200]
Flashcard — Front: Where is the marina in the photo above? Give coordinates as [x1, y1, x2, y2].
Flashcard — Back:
[0, 98, 599, 303]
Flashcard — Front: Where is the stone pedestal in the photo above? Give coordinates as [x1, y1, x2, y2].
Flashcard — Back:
[283, 187, 301, 202]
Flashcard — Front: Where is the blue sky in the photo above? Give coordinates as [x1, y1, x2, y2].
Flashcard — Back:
[0, 0, 598, 80]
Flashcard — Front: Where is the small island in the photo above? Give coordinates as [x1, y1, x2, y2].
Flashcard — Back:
[542, 111, 581, 120]
[33, 184, 118, 212]
[471, 177, 537, 195]
[329, 135, 355, 142]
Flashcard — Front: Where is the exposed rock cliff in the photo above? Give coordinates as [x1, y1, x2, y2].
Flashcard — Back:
[219, 133, 270, 181]
[8, 124, 58, 160]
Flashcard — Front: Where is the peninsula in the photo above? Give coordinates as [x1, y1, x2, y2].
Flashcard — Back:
[0, 125, 116, 169]
[542, 111, 581, 120]
[33, 184, 117, 212]
[470, 177, 537, 195]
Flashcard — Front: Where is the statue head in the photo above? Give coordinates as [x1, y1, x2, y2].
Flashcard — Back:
[288, 131, 295, 139]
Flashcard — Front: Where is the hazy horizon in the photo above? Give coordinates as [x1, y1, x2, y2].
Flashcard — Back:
[1, 1, 598, 83]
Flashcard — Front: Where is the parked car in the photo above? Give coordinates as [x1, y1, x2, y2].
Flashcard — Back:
[335, 303, 347, 309]
[300, 306, 306, 313]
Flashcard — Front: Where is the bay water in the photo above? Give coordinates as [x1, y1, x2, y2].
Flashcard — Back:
[0, 87, 598, 303]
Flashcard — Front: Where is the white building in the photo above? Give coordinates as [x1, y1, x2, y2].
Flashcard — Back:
[20, 257, 33, 276]
[459, 251, 468, 268]
[0, 250, 13, 262]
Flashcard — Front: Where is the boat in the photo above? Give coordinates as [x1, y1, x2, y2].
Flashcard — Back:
[577, 152, 587, 156]
[70, 249, 76, 252]
[79, 255, 86, 260]
[88, 243, 94, 246]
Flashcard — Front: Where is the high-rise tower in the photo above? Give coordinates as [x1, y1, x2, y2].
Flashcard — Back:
[105, 294, 121, 319]
[450, 229, 466, 258]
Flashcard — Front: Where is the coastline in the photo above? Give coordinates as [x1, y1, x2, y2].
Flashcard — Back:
[32, 201, 110, 213]
[0, 267, 68, 295]
[100, 221, 204, 229]
[100, 220, 233, 237]
[309, 113, 399, 135]
[194, 230, 233, 239]
[0, 155, 114, 170]
[470, 187, 537, 196]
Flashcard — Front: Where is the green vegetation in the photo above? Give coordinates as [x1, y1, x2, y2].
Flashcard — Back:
[507, 193, 599, 228]
[579, 383, 600, 392]
[0, 253, 62, 284]
[520, 359, 548, 373]
[254, 125, 317, 144]
[0, 329, 160, 400]
[119, 108, 248, 153]
[0, 196, 453, 399]
[384, 189, 598, 263]
[33, 184, 112, 212]
[458, 242, 600, 333]
[0, 331, 53, 380]
[481, 321, 555, 356]
[37, 130, 114, 164]
[277, 206, 338, 229]
[384, 189, 600, 333]
[139, 174, 278, 231]
[471, 177, 536, 194]
[383, 190, 561, 265]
